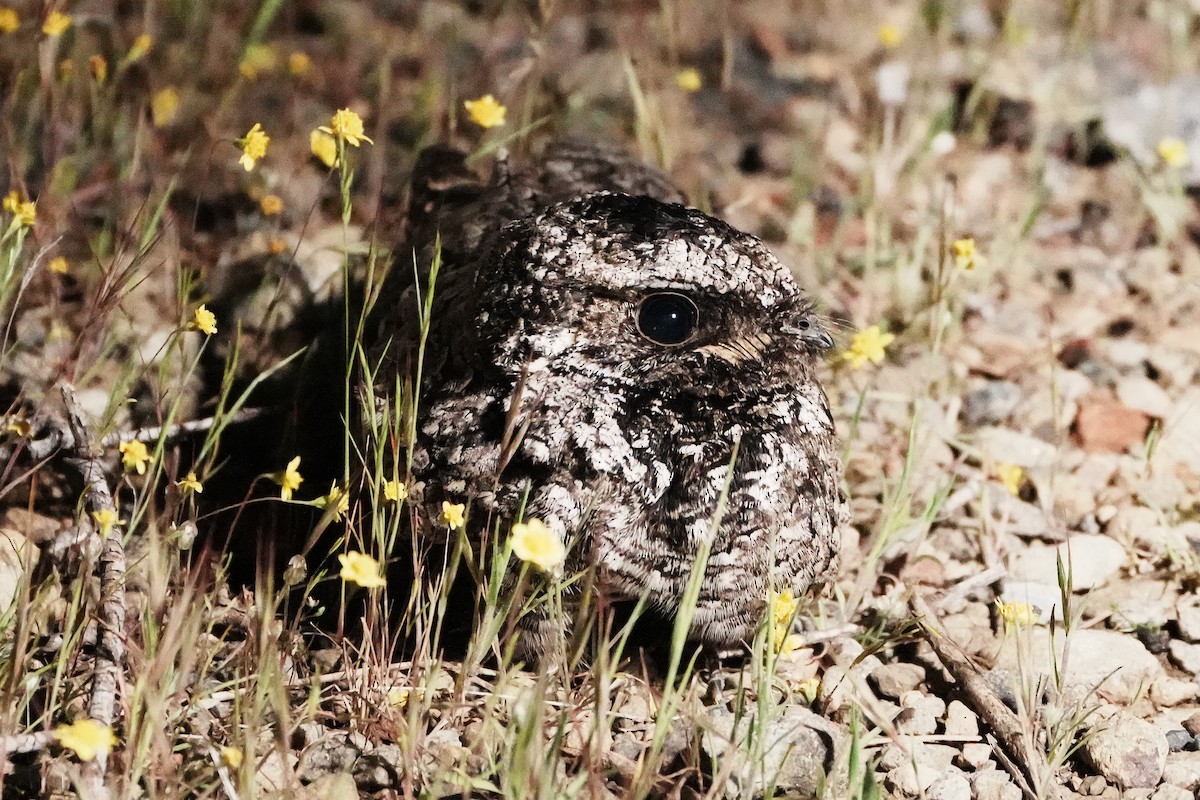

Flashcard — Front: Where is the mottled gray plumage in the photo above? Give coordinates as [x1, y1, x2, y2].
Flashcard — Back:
[375, 141, 843, 656]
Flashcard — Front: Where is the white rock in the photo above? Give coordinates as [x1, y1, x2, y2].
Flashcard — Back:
[1150, 677, 1198, 707]
[1117, 377, 1173, 418]
[927, 771, 971, 800]
[975, 427, 1058, 469]
[943, 700, 979, 738]
[993, 629, 1163, 702]
[959, 742, 993, 771]
[1168, 640, 1200, 676]
[1161, 750, 1200, 790]
[1176, 599, 1200, 643]
[1083, 712, 1168, 789]
[1008, 535, 1127, 591]
[971, 767, 1021, 800]
[1150, 784, 1194, 800]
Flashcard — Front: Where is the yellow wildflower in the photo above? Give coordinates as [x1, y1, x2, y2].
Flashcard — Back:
[92, 508, 124, 538]
[440, 501, 466, 530]
[275, 456, 303, 501]
[176, 471, 203, 495]
[5, 416, 30, 437]
[118, 439, 151, 475]
[772, 588, 798, 627]
[321, 108, 373, 147]
[0, 7, 18, 34]
[54, 719, 117, 762]
[338, 550, 386, 588]
[238, 43, 278, 80]
[511, 518, 566, 572]
[675, 67, 702, 92]
[842, 325, 895, 370]
[775, 628, 805, 655]
[127, 33, 152, 61]
[238, 123, 269, 172]
[952, 237, 976, 271]
[878, 23, 903, 47]
[793, 676, 821, 704]
[42, 10, 71, 37]
[259, 193, 283, 216]
[58, 59, 74, 81]
[996, 463, 1024, 497]
[317, 482, 350, 521]
[151, 87, 180, 127]
[386, 687, 411, 708]
[3, 190, 36, 227]
[1157, 137, 1189, 168]
[48, 256, 68, 274]
[267, 237, 287, 255]
[463, 94, 506, 129]
[995, 599, 1038, 631]
[383, 479, 407, 504]
[220, 746, 243, 769]
[288, 51, 311, 76]
[309, 129, 338, 168]
[191, 304, 217, 335]
[89, 54, 107, 83]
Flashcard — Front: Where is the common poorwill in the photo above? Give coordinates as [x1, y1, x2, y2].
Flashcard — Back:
[372, 140, 843, 656]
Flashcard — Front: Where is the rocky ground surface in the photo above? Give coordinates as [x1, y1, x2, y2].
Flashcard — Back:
[3, 1, 1200, 798]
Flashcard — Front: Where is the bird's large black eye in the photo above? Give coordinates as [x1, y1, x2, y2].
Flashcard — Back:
[637, 292, 699, 346]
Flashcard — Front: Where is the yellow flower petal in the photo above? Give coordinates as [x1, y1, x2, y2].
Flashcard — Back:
[118, 439, 151, 475]
[42, 10, 71, 37]
[151, 87, 180, 127]
[675, 68, 702, 92]
[238, 123, 269, 172]
[310, 129, 338, 168]
[176, 471, 203, 495]
[463, 94, 507, 129]
[275, 456, 303, 501]
[383, 479, 407, 504]
[191, 304, 217, 336]
[317, 482, 350, 521]
[842, 325, 895, 370]
[259, 194, 283, 216]
[1157, 137, 1190, 168]
[324, 108, 372, 146]
[511, 518, 566, 572]
[952, 237, 976, 271]
[338, 551, 386, 588]
[0, 8, 19, 35]
[54, 719, 117, 762]
[440, 501, 466, 530]
[996, 463, 1024, 496]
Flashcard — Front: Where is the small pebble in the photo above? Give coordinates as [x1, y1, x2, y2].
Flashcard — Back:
[958, 742, 993, 771]
[1082, 711, 1168, 790]
[943, 700, 980, 738]
[927, 771, 971, 800]
[1165, 730, 1194, 753]
[870, 662, 927, 700]
[1168, 640, 1200, 676]
[1150, 677, 1197, 707]
[1176, 600, 1200, 643]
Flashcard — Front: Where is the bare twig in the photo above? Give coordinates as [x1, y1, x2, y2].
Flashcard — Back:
[0, 731, 55, 756]
[910, 593, 1057, 800]
[60, 384, 126, 800]
[97, 406, 270, 449]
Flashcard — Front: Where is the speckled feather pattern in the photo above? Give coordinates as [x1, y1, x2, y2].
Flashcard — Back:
[378, 142, 844, 655]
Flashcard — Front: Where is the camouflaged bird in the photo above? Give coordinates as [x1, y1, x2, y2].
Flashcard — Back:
[371, 140, 844, 657]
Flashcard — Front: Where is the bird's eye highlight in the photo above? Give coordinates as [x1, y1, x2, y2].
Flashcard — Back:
[637, 292, 699, 346]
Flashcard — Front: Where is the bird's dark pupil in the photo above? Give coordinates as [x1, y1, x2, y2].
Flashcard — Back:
[638, 292, 698, 345]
